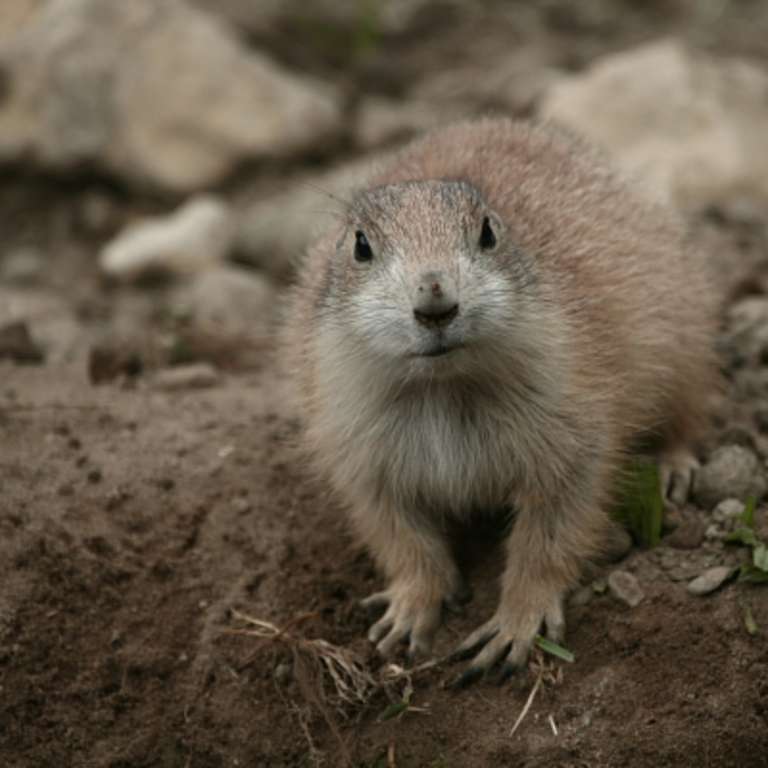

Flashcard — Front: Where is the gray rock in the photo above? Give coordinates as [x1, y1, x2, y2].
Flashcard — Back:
[1, 247, 45, 285]
[713, 498, 746, 525]
[355, 97, 448, 150]
[190, 0, 436, 38]
[568, 585, 594, 608]
[0, 0, 42, 45]
[0, 0, 342, 192]
[0, 320, 44, 363]
[607, 570, 644, 608]
[412, 47, 559, 117]
[172, 267, 275, 342]
[666, 520, 706, 550]
[704, 523, 727, 541]
[541, 40, 768, 212]
[687, 566, 734, 596]
[693, 445, 767, 510]
[152, 363, 220, 391]
[602, 523, 634, 563]
[724, 298, 768, 367]
[100, 197, 234, 281]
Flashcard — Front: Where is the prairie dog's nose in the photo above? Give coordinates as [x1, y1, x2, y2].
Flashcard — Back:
[413, 271, 459, 327]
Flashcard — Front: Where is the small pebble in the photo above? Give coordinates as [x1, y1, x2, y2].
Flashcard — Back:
[602, 525, 633, 563]
[607, 570, 645, 607]
[87, 468, 103, 484]
[687, 566, 734, 596]
[705, 524, 726, 541]
[274, 662, 293, 684]
[713, 498, 745, 523]
[152, 363, 220, 391]
[1, 247, 45, 285]
[569, 585, 593, 608]
[666, 520, 706, 550]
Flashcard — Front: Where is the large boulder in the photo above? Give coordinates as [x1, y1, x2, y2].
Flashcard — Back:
[0, 0, 342, 192]
[540, 40, 768, 211]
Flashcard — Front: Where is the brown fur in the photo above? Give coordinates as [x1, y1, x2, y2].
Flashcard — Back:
[283, 117, 720, 675]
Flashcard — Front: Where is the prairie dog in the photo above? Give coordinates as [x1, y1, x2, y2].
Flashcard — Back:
[284, 118, 718, 683]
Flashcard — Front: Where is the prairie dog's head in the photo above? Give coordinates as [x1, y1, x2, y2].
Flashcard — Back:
[316, 180, 540, 381]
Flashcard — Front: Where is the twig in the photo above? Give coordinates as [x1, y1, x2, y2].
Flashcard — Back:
[510, 669, 543, 738]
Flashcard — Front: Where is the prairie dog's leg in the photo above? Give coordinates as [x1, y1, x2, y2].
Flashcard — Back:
[453, 475, 608, 685]
[352, 499, 461, 659]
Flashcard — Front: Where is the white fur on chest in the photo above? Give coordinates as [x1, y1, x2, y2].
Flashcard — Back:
[311, 360, 523, 516]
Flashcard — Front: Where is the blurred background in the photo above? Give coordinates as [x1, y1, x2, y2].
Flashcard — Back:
[4, 4, 768, 766]
[2, 0, 768, 377]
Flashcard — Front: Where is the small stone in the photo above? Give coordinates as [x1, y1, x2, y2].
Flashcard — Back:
[607, 570, 644, 608]
[662, 506, 683, 531]
[88, 340, 144, 385]
[0, 321, 44, 363]
[569, 585, 593, 608]
[232, 497, 251, 515]
[693, 445, 767, 509]
[274, 662, 293, 684]
[666, 520, 706, 550]
[705, 524, 726, 541]
[87, 468, 102, 484]
[152, 363, 220, 391]
[1, 247, 45, 285]
[602, 524, 633, 563]
[687, 566, 734, 596]
[100, 197, 234, 282]
[713, 498, 746, 523]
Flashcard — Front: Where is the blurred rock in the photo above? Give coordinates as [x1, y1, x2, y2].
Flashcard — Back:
[355, 97, 447, 150]
[0, 0, 342, 192]
[173, 267, 274, 341]
[0, 320, 44, 364]
[412, 48, 559, 116]
[724, 297, 768, 367]
[693, 445, 767, 510]
[665, 520, 706, 550]
[541, 40, 768, 211]
[236, 155, 383, 277]
[152, 363, 220, 391]
[88, 339, 144, 385]
[607, 570, 644, 608]
[712, 498, 746, 525]
[1, 247, 45, 286]
[100, 197, 233, 282]
[190, 0, 437, 38]
[687, 566, 733, 596]
[0, 288, 82, 365]
[0, 0, 43, 45]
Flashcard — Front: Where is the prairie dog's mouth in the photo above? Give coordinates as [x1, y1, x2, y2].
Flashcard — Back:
[410, 342, 464, 359]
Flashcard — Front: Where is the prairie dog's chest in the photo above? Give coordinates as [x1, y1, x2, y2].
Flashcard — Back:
[365, 393, 517, 514]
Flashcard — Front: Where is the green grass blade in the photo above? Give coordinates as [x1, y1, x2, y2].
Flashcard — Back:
[753, 543, 768, 572]
[535, 635, 575, 663]
[744, 605, 759, 636]
[613, 457, 664, 548]
[741, 496, 757, 527]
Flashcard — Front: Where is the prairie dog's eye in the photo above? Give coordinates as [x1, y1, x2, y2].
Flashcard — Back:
[354, 230, 373, 262]
[479, 216, 497, 250]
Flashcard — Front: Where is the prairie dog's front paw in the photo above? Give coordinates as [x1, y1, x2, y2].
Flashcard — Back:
[450, 587, 565, 687]
[361, 577, 461, 659]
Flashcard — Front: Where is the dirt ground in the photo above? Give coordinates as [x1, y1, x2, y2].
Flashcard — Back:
[3, 3, 768, 767]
